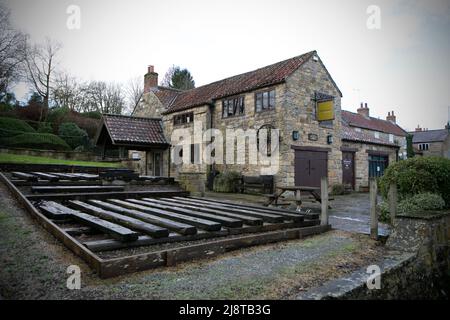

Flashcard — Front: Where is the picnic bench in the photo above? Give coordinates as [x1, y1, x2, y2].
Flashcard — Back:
[264, 185, 333, 211]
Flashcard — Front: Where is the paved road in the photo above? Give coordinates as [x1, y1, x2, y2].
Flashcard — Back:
[204, 191, 390, 237]
[328, 193, 390, 236]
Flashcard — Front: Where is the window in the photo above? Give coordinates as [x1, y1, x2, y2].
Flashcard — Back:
[255, 89, 275, 112]
[369, 155, 389, 178]
[173, 112, 194, 125]
[222, 96, 245, 118]
[389, 134, 394, 143]
[374, 131, 380, 139]
[419, 143, 429, 151]
[256, 124, 278, 156]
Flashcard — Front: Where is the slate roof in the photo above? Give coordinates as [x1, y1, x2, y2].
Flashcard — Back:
[341, 124, 399, 147]
[161, 51, 338, 114]
[342, 110, 407, 137]
[98, 114, 168, 146]
[409, 129, 449, 143]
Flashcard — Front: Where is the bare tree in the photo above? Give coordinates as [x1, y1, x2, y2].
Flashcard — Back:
[124, 75, 143, 115]
[160, 65, 177, 87]
[24, 37, 61, 119]
[81, 80, 125, 114]
[52, 72, 84, 111]
[0, 4, 27, 96]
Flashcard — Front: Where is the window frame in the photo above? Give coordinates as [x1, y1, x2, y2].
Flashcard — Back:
[255, 89, 276, 113]
[222, 95, 245, 118]
[173, 112, 194, 126]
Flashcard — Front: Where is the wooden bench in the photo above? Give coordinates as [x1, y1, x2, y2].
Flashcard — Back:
[99, 169, 139, 181]
[239, 175, 274, 195]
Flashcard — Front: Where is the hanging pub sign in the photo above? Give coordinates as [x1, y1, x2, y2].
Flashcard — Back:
[314, 92, 335, 121]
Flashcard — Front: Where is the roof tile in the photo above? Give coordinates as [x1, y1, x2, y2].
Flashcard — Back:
[162, 51, 316, 114]
[342, 110, 407, 136]
[103, 114, 168, 146]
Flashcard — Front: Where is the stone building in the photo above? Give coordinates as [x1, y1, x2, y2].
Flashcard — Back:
[340, 105, 407, 191]
[119, 50, 410, 194]
[132, 51, 344, 192]
[409, 124, 450, 158]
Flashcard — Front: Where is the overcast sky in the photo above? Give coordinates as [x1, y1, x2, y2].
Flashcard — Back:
[4, 0, 450, 131]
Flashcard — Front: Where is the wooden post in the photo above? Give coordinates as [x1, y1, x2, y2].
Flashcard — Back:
[370, 178, 378, 240]
[388, 183, 397, 225]
[320, 177, 329, 226]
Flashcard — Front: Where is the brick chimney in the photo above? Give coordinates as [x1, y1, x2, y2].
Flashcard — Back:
[144, 65, 158, 93]
[357, 102, 370, 118]
[386, 110, 396, 123]
[415, 125, 422, 132]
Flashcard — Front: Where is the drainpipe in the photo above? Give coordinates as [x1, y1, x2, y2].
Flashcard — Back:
[207, 100, 215, 190]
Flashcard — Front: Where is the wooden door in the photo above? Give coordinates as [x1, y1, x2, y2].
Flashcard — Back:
[342, 151, 355, 189]
[294, 150, 327, 188]
[153, 152, 162, 176]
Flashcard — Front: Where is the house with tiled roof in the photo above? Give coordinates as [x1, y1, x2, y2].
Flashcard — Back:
[132, 50, 344, 192]
[340, 104, 408, 191]
[116, 50, 410, 194]
[409, 124, 450, 158]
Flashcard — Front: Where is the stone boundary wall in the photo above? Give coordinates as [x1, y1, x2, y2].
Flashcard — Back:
[176, 172, 206, 196]
[299, 212, 450, 299]
[0, 147, 119, 162]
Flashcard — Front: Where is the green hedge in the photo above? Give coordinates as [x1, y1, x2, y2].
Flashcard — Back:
[0, 116, 35, 138]
[0, 132, 71, 151]
[213, 171, 241, 193]
[58, 122, 89, 149]
[379, 156, 450, 208]
[379, 192, 446, 222]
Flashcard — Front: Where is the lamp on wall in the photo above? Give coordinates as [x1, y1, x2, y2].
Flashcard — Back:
[292, 131, 299, 141]
[327, 134, 333, 144]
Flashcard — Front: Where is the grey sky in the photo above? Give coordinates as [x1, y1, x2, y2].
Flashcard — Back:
[4, 0, 450, 131]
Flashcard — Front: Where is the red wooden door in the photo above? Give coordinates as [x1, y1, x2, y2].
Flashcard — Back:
[342, 151, 355, 189]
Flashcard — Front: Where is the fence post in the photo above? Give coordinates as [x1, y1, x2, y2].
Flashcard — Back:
[388, 183, 397, 225]
[370, 178, 378, 240]
[320, 177, 329, 226]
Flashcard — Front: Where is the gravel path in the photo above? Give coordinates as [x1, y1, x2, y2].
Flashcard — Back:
[0, 184, 384, 299]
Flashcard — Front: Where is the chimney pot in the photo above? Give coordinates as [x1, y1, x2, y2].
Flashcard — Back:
[144, 65, 158, 93]
[357, 102, 370, 118]
[386, 110, 397, 123]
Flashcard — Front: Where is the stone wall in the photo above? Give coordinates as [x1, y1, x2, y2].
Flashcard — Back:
[176, 172, 206, 196]
[0, 147, 116, 162]
[355, 127, 406, 158]
[283, 57, 343, 188]
[413, 141, 447, 158]
[133, 91, 165, 118]
[300, 212, 450, 299]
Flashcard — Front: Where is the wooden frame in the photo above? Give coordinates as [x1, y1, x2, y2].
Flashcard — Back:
[0, 171, 330, 278]
[254, 88, 276, 113]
